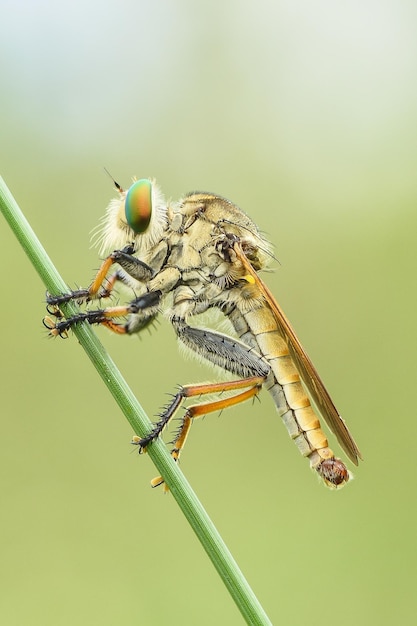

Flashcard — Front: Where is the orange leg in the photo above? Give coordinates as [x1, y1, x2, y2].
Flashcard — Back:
[43, 304, 132, 336]
[46, 245, 154, 307]
[132, 376, 265, 490]
[44, 288, 162, 337]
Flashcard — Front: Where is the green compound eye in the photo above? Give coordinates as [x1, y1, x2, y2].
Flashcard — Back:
[125, 179, 152, 233]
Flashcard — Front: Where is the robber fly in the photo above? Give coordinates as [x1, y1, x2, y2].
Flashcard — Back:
[44, 178, 361, 489]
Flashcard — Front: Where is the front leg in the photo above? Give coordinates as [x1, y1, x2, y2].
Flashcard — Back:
[45, 264, 183, 336]
[46, 245, 154, 308]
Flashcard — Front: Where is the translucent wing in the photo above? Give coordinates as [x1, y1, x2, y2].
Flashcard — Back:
[234, 242, 362, 465]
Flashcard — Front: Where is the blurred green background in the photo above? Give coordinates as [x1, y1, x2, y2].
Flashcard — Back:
[2, 1, 417, 624]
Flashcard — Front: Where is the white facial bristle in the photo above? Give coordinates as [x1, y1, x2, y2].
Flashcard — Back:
[91, 179, 168, 256]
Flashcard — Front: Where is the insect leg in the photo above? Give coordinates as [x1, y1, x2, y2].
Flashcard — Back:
[135, 317, 271, 489]
[44, 291, 161, 336]
[133, 377, 264, 490]
[46, 245, 154, 307]
[172, 318, 270, 379]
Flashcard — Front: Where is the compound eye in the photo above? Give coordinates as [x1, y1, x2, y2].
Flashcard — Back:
[124, 179, 152, 233]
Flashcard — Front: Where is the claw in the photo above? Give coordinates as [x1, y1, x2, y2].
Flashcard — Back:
[42, 316, 68, 338]
[46, 303, 64, 317]
[131, 435, 147, 454]
[150, 475, 166, 489]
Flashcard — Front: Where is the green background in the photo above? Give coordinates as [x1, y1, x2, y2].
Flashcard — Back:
[2, 1, 416, 624]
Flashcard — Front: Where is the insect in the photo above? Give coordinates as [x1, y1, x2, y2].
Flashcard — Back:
[44, 177, 361, 489]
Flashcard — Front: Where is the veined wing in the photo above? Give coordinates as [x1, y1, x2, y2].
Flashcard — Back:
[234, 242, 362, 466]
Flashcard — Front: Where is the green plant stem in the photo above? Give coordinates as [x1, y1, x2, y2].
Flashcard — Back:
[0, 176, 273, 626]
